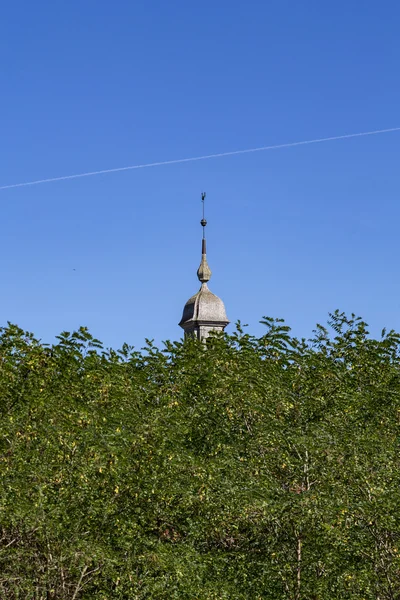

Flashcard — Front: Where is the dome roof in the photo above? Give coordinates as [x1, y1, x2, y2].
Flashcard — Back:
[179, 283, 229, 327]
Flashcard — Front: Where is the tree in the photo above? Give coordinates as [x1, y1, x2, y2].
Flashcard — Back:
[1, 313, 400, 598]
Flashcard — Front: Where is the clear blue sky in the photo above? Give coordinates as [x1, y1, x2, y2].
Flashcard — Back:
[1, 1, 400, 348]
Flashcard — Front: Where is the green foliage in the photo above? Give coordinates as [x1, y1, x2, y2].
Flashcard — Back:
[1, 313, 400, 598]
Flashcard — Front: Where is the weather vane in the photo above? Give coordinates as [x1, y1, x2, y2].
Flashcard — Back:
[200, 192, 207, 238]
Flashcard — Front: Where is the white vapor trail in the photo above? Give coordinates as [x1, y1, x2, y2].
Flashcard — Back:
[1, 126, 400, 191]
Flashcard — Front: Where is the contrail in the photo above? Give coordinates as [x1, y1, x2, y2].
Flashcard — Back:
[1, 126, 399, 191]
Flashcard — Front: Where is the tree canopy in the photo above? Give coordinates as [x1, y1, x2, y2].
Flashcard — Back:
[1, 312, 400, 599]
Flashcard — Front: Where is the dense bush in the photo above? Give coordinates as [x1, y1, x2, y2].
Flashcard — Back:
[1, 312, 400, 599]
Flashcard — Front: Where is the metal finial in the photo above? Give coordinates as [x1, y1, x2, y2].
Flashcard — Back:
[197, 192, 211, 282]
[200, 192, 207, 235]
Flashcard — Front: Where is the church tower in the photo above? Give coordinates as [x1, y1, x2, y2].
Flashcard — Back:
[179, 194, 229, 340]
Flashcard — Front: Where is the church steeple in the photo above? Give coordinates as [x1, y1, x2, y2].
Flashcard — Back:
[179, 193, 229, 340]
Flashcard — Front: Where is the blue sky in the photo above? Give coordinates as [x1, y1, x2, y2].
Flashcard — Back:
[1, 1, 400, 348]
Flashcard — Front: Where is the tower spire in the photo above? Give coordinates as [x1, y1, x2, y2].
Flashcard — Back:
[179, 191, 229, 339]
[197, 192, 212, 283]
